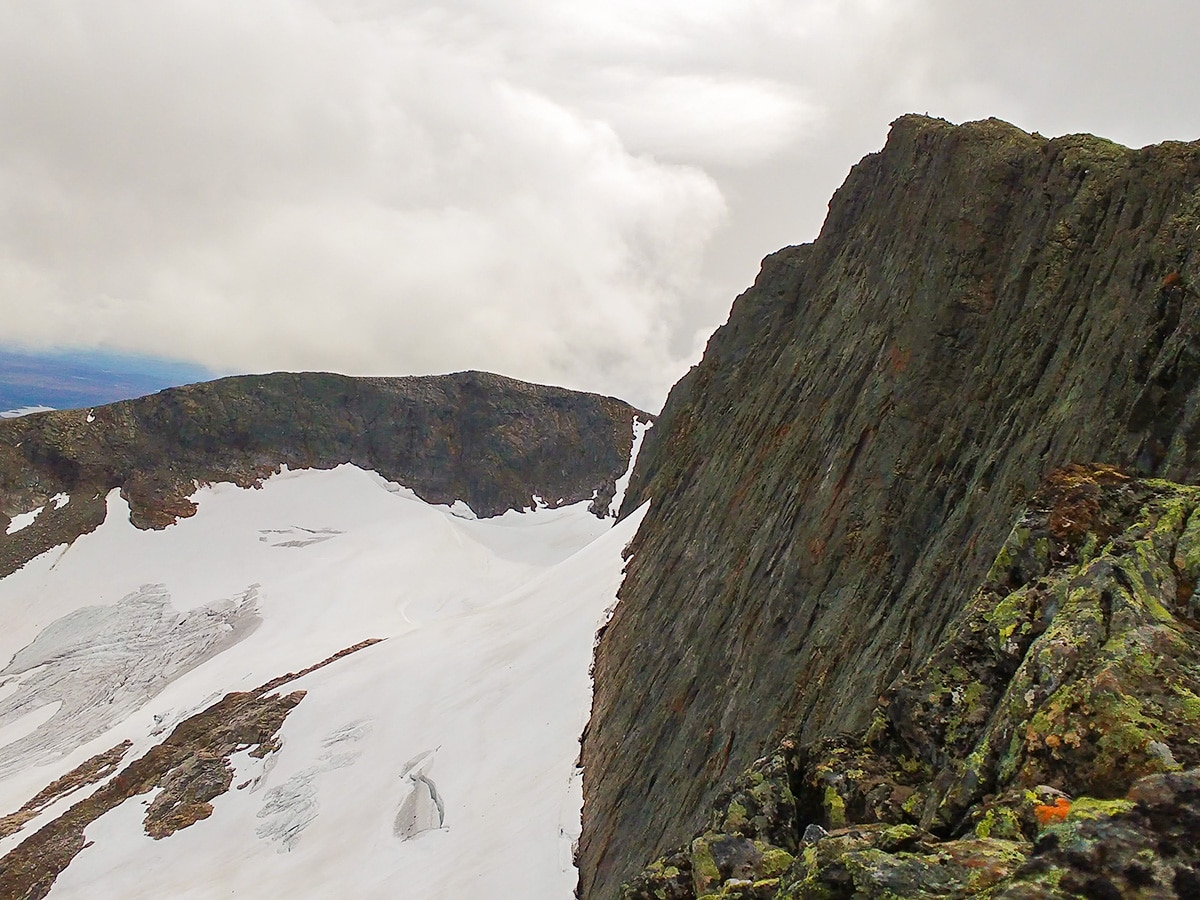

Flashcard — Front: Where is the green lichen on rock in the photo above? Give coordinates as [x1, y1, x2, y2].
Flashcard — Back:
[621, 467, 1200, 898]
[703, 741, 804, 851]
[581, 114, 1200, 899]
[972, 804, 1023, 841]
[773, 826, 1027, 900]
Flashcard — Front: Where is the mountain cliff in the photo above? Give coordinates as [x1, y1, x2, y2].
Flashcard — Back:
[0, 370, 645, 577]
[580, 115, 1200, 897]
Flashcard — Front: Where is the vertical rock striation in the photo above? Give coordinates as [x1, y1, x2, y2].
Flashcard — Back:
[580, 115, 1200, 897]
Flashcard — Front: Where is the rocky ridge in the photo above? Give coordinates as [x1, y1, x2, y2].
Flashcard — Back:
[581, 116, 1200, 896]
[622, 465, 1200, 898]
[0, 370, 646, 577]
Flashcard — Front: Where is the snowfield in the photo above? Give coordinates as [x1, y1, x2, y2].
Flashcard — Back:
[0, 458, 648, 898]
[0, 407, 54, 419]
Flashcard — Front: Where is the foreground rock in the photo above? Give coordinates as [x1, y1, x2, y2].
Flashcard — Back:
[581, 115, 1200, 896]
[0, 370, 646, 577]
[623, 465, 1200, 898]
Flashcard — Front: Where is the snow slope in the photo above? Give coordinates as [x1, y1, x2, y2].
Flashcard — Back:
[0, 407, 53, 419]
[0, 462, 647, 898]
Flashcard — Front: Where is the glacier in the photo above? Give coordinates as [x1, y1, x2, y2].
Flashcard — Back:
[0, 462, 646, 898]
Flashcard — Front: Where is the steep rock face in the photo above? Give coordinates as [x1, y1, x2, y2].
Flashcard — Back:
[622, 466, 1200, 898]
[0, 370, 645, 577]
[580, 116, 1200, 897]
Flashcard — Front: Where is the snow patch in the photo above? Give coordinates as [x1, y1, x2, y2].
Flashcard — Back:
[610, 416, 652, 517]
[0, 464, 646, 899]
[5, 506, 44, 534]
[51, 493, 69, 510]
[0, 406, 53, 419]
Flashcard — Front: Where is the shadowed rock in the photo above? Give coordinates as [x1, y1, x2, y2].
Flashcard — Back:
[582, 116, 1200, 897]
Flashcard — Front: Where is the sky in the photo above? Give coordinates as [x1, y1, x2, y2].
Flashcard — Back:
[0, 347, 212, 412]
[2, 1, 1199, 412]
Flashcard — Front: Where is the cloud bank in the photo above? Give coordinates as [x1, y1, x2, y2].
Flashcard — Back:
[2, 1, 1199, 409]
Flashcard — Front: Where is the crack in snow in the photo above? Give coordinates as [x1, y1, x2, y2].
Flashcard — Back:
[254, 718, 373, 852]
[394, 749, 445, 841]
[0, 583, 261, 778]
[257, 526, 344, 548]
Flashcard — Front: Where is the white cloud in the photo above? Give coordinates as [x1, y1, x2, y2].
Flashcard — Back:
[0, 1, 735, 409]
[3, 1, 1200, 410]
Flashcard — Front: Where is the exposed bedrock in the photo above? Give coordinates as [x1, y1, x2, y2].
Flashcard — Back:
[621, 467, 1200, 899]
[580, 115, 1200, 897]
[0, 370, 647, 576]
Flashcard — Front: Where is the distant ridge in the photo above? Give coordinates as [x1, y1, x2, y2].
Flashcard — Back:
[0, 370, 648, 578]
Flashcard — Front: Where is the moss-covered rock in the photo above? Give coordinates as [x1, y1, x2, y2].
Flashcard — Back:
[621, 468, 1200, 898]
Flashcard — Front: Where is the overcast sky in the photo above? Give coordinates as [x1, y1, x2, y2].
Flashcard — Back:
[3, 1, 1199, 411]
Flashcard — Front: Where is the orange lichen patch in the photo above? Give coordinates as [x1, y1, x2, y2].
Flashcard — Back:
[1034, 797, 1071, 825]
[1162, 271, 1182, 289]
[1043, 464, 1129, 543]
[888, 344, 912, 375]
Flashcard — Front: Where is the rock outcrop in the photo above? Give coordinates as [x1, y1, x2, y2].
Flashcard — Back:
[580, 116, 1200, 897]
[0, 370, 646, 577]
[621, 465, 1200, 898]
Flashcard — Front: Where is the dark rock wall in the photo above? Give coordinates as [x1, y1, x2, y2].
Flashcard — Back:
[580, 115, 1200, 897]
[623, 465, 1200, 899]
[0, 370, 645, 577]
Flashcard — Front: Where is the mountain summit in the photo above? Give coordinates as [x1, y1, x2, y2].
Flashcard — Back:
[580, 115, 1200, 898]
[0, 370, 645, 577]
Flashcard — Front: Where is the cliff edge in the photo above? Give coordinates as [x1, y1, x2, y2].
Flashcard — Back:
[580, 116, 1200, 896]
